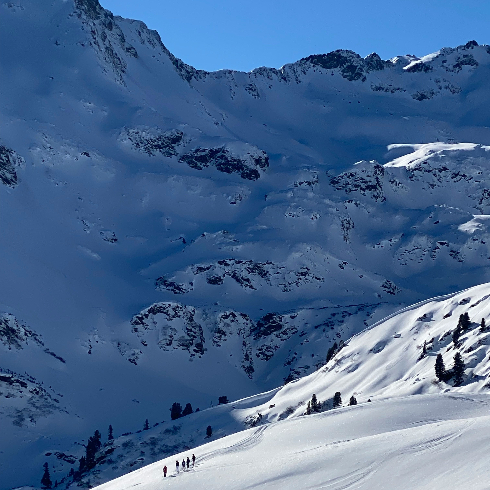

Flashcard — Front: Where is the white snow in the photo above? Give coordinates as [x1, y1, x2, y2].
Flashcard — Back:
[95, 393, 490, 490]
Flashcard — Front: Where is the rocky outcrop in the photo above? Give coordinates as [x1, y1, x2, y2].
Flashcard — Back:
[75, 0, 139, 83]
[329, 162, 385, 202]
[0, 368, 64, 426]
[120, 128, 184, 157]
[0, 314, 66, 362]
[301, 50, 386, 82]
[179, 145, 269, 180]
[156, 258, 324, 294]
[0, 145, 24, 187]
[131, 303, 205, 358]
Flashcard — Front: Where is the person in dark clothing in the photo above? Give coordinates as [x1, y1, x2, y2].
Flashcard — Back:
[182, 459, 185, 470]
[176, 460, 179, 472]
[186, 457, 190, 468]
[163, 466, 167, 477]
[192, 454, 196, 466]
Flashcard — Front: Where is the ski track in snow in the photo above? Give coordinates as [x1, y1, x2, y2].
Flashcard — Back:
[198, 425, 268, 464]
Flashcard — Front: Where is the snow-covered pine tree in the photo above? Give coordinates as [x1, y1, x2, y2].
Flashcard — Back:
[206, 425, 212, 438]
[333, 392, 342, 408]
[458, 312, 470, 332]
[480, 318, 486, 333]
[41, 462, 52, 489]
[311, 394, 320, 412]
[349, 395, 357, 406]
[435, 353, 446, 382]
[305, 400, 311, 415]
[108, 424, 113, 441]
[452, 324, 462, 345]
[453, 352, 465, 386]
[143, 419, 149, 430]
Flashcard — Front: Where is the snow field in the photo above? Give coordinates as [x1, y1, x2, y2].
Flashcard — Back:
[96, 393, 490, 490]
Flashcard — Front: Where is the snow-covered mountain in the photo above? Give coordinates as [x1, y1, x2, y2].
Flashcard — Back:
[92, 393, 490, 490]
[4, 0, 490, 487]
[49, 282, 490, 488]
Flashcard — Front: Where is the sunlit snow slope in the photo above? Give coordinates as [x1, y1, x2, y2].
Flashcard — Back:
[4, 0, 490, 487]
[96, 394, 490, 490]
[56, 281, 490, 489]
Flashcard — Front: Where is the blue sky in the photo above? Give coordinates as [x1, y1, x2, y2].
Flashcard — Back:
[100, 0, 489, 72]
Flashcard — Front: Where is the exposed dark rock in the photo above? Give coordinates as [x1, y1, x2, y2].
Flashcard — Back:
[252, 313, 284, 340]
[74, 0, 103, 20]
[449, 54, 479, 72]
[179, 146, 268, 181]
[302, 50, 387, 82]
[123, 128, 184, 157]
[364, 53, 385, 72]
[244, 83, 260, 98]
[329, 163, 385, 202]
[0, 314, 43, 350]
[131, 303, 205, 358]
[405, 62, 433, 73]
[0, 369, 63, 426]
[371, 84, 406, 94]
[100, 230, 118, 243]
[156, 259, 323, 295]
[0, 145, 23, 187]
[75, 1, 139, 83]
[412, 89, 436, 101]
[380, 279, 401, 295]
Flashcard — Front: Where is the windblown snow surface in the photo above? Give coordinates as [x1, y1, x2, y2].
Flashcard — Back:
[4, 0, 490, 487]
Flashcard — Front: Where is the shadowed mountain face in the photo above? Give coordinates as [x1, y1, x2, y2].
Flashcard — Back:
[2, 0, 490, 487]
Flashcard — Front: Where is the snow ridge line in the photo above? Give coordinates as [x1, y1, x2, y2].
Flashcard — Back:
[341, 284, 482, 348]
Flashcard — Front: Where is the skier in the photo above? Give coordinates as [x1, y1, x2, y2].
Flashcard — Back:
[192, 454, 196, 466]
[176, 460, 179, 473]
[163, 466, 167, 477]
[186, 456, 190, 469]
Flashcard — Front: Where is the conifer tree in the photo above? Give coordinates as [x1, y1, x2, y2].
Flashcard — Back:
[326, 342, 338, 364]
[85, 430, 101, 469]
[435, 353, 446, 381]
[41, 462, 52, 489]
[480, 318, 486, 333]
[206, 425, 212, 438]
[143, 419, 149, 430]
[78, 456, 86, 473]
[305, 400, 311, 415]
[333, 392, 342, 408]
[311, 394, 320, 412]
[182, 403, 193, 416]
[349, 395, 357, 406]
[170, 402, 182, 420]
[108, 424, 114, 441]
[458, 312, 470, 332]
[452, 324, 462, 345]
[453, 352, 465, 386]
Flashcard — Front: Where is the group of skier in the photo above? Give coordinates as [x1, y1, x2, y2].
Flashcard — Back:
[162, 454, 196, 477]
